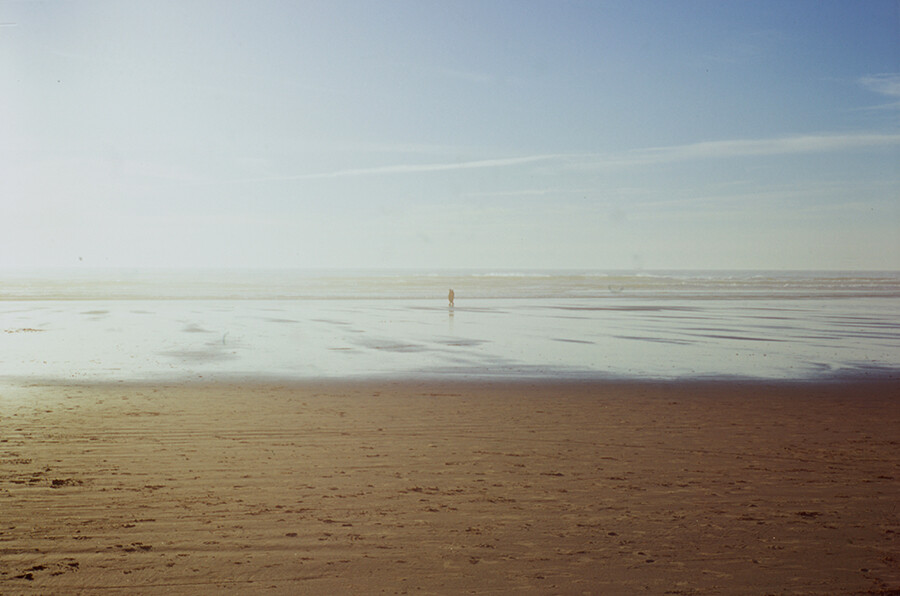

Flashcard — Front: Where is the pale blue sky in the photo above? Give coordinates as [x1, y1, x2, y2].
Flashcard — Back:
[2, 0, 898, 269]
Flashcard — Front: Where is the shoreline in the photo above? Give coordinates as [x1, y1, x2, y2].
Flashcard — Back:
[2, 378, 898, 594]
[6, 371, 900, 392]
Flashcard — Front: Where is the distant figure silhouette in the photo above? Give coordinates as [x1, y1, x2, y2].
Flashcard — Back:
[448, 288, 455, 307]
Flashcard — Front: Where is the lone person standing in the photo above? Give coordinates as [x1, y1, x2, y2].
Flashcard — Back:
[448, 288, 455, 307]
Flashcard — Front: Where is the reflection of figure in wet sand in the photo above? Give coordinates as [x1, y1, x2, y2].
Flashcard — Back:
[448, 288, 455, 307]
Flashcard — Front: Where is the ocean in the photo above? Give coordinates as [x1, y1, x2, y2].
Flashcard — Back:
[2, 269, 899, 382]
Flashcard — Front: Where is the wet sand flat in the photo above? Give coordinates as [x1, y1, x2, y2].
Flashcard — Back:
[1, 379, 898, 594]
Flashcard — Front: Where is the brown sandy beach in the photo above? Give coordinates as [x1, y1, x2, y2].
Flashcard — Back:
[1, 379, 898, 594]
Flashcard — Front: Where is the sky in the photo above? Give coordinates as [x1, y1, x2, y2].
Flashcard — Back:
[2, 0, 899, 270]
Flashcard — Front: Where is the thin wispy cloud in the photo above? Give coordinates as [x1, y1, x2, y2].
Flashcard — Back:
[581, 133, 900, 169]
[226, 154, 564, 183]
[859, 73, 900, 98]
[858, 73, 900, 109]
[663, 132, 900, 157]
[224, 132, 900, 184]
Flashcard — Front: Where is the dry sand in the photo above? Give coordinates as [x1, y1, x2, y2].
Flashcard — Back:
[1, 379, 898, 595]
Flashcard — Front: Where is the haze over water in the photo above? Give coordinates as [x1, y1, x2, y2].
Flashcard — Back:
[3, 269, 898, 383]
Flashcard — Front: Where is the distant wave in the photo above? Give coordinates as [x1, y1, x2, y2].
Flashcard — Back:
[1, 269, 899, 301]
[472, 272, 554, 278]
